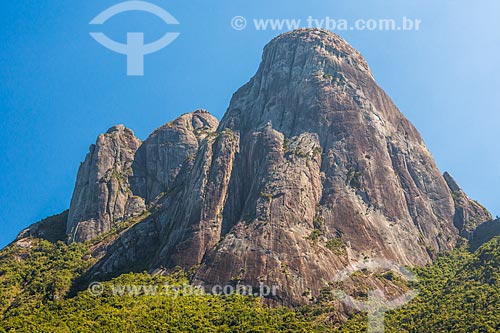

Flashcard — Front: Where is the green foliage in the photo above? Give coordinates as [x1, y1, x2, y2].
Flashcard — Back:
[312, 146, 323, 156]
[307, 229, 322, 242]
[322, 72, 346, 86]
[92, 210, 151, 245]
[334, 237, 500, 332]
[0, 271, 320, 332]
[0, 239, 92, 314]
[0, 236, 498, 332]
[260, 192, 273, 200]
[313, 216, 324, 230]
[282, 137, 308, 158]
[325, 238, 347, 256]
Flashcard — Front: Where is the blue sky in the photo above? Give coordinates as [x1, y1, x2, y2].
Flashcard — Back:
[1, 0, 499, 247]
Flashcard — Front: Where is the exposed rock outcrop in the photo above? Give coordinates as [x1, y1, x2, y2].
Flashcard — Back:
[444, 172, 492, 238]
[59, 29, 494, 306]
[88, 126, 238, 276]
[130, 110, 219, 203]
[16, 210, 68, 243]
[192, 29, 460, 303]
[66, 125, 144, 243]
[470, 219, 500, 250]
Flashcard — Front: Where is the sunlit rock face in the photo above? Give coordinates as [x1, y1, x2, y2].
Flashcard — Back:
[66, 29, 491, 305]
[66, 125, 143, 243]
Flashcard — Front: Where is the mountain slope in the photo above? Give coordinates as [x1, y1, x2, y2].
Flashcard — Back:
[77, 29, 491, 305]
[12, 29, 493, 307]
[0, 233, 497, 332]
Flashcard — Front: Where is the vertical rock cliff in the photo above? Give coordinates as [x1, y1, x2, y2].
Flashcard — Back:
[66, 125, 144, 242]
[444, 172, 492, 238]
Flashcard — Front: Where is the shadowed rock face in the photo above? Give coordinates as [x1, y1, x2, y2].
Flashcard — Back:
[444, 172, 492, 239]
[61, 29, 492, 305]
[470, 219, 500, 250]
[16, 211, 68, 243]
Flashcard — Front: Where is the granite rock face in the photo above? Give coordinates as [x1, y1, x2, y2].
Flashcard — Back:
[130, 110, 219, 204]
[67, 111, 219, 244]
[66, 125, 144, 242]
[471, 219, 500, 250]
[444, 172, 492, 238]
[64, 29, 493, 305]
[192, 29, 462, 303]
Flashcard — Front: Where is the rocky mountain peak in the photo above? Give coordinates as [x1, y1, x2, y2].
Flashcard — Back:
[66, 125, 144, 243]
[18, 29, 493, 306]
[443, 171, 462, 193]
[130, 110, 219, 203]
[106, 124, 126, 134]
[444, 171, 492, 238]
[220, 29, 377, 134]
[265, 29, 373, 77]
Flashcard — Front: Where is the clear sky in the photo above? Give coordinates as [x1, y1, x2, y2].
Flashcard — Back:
[1, 0, 499, 248]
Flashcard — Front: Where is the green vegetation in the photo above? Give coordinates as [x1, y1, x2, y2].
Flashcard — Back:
[307, 229, 322, 242]
[312, 146, 323, 156]
[282, 137, 309, 158]
[92, 210, 151, 245]
[0, 255, 321, 332]
[325, 238, 347, 256]
[0, 239, 92, 314]
[334, 237, 500, 332]
[102, 169, 127, 183]
[0, 235, 498, 332]
[260, 192, 273, 200]
[322, 71, 346, 86]
[313, 216, 324, 230]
